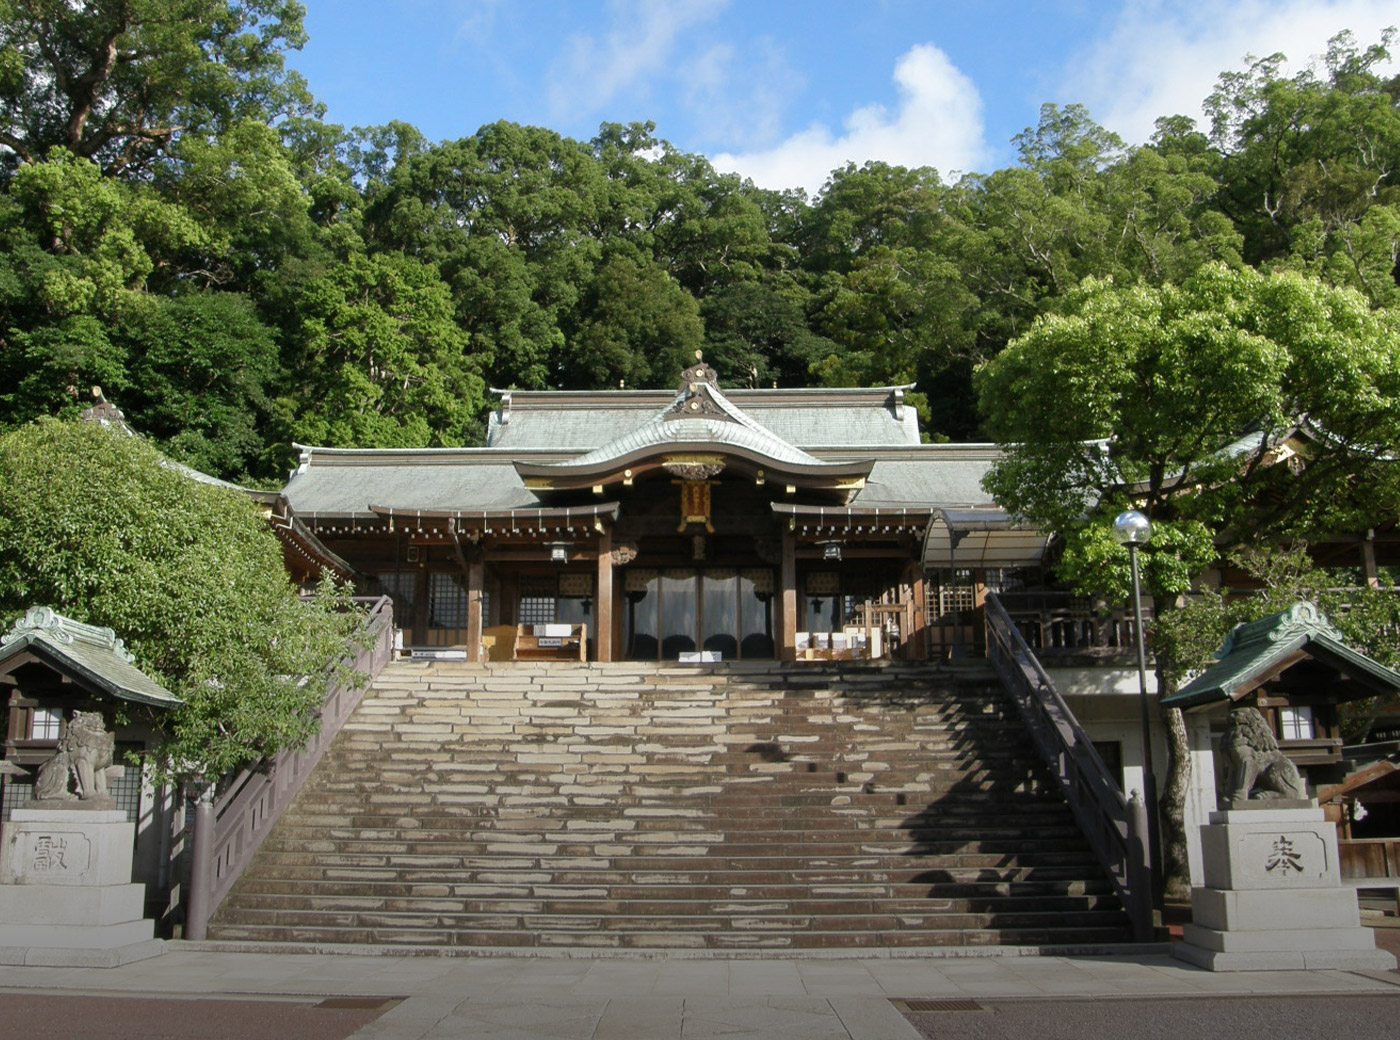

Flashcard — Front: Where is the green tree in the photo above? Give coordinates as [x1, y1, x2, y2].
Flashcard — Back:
[560, 250, 702, 388]
[283, 251, 486, 448]
[1207, 30, 1400, 297]
[976, 262, 1400, 896]
[0, 0, 311, 177]
[123, 291, 284, 481]
[0, 418, 361, 778]
[0, 149, 208, 425]
[979, 264, 1400, 543]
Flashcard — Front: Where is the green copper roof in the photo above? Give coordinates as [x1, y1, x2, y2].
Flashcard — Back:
[0, 608, 183, 709]
[1162, 601, 1400, 711]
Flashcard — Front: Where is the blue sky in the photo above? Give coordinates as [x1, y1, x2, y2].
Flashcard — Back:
[287, 0, 1398, 196]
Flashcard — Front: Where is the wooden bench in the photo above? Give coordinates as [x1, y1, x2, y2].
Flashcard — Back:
[513, 623, 587, 662]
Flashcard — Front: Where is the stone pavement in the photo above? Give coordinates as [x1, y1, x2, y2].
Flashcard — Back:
[2, 941, 1400, 1040]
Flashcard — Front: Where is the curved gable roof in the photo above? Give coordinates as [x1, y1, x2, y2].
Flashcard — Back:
[515, 362, 875, 489]
[0, 608, 182, 709]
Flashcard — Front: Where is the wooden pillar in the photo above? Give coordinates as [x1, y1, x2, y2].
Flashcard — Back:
[596, 528, 614, 662]
[909, 561, 929, 661]
[780, 527, 798, 662]
[466, 557, 484, 663]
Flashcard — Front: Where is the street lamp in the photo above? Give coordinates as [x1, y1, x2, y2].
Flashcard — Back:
[1112, 509, 1162, 909]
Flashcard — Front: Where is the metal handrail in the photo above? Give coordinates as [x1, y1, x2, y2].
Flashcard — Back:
[184, 595, 394, 939]
[983, 592, 1154, 941]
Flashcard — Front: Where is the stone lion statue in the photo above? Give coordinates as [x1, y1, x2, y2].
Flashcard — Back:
[33, 710, 118, 802]
[1222, 707, 1306, 802]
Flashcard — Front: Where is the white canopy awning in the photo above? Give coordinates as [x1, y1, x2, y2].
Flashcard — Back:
[921, 508, 1051, 571]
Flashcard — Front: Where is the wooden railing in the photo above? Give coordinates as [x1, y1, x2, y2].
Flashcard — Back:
[994, 591, 1148, 656]
[183, 595, 395, 940]
[1340, 837, 1400, 879]
[983, 592, 1155, 941]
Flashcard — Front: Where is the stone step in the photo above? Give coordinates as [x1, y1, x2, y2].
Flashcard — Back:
[220, 888, 1121, 915]
[208, 904, 1129, 935]
[224, 874, 1118, 902]
[208, 661, 1133, 949]
[257, 821, 1088, 845]
[204, 920, 1131, 950]
[231, 853, 1110, 885]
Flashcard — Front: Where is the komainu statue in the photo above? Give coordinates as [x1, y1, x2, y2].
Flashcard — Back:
[33, 710, 119, 802]
[1222, 707, 1307, 802]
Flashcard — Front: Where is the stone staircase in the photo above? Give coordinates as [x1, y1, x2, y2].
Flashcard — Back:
[207, 660, 1133, 951]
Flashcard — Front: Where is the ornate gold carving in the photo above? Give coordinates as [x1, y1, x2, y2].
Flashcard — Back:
[612, 540, 639, 565]
[663, 454, 726, 481]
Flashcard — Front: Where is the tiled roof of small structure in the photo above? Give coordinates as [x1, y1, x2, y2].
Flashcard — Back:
[0, 607, 183, 709]
[1162, 601, 1400, 711]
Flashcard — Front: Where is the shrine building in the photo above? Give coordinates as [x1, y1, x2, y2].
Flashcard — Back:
[279, 359, 1037, 664]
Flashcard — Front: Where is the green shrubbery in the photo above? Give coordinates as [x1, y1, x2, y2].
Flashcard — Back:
[0, 418, 362, 779]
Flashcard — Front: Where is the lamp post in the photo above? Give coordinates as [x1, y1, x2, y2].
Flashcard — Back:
[1112, 509, 1162, 908]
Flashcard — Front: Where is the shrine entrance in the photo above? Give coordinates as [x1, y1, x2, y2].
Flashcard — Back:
[623, 567, 775, 661]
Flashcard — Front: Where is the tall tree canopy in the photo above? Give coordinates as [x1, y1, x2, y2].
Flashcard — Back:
[0, 0, 311, 177]
[978, 263, 1400, 549]
[0, 7, 1396, 480]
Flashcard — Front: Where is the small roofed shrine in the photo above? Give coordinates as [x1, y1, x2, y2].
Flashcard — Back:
[1, 607, 182, 799]
[280, 358, 1026, 662]
[1162, 602, 1400, 779]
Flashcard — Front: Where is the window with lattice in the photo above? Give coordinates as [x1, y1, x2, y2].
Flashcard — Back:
[375, 572, 416, 621]
[30, 707, 61, 741]
[1280, 706, 1316, 741]
[519, 575, 558, 627]
[429, 573, 469, 627]
[938, 569, 976, 615]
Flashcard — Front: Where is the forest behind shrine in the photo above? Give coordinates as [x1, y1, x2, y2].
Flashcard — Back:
[3, 4, 1400, 488]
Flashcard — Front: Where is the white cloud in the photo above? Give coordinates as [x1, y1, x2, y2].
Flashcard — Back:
[547, 0, 729, 120]
[710, 43, 990, 198]
[678, 39, 800, 150]
[450, 0, 508, 45]
[1060, 0, 1399, 145]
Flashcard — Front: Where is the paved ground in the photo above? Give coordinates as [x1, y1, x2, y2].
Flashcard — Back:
[0, 993, 395, 1040]
[900, 994, 1400, 1040]
[3, 934, 1400, 1040]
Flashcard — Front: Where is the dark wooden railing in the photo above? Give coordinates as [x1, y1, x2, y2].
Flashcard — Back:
[983, 592, 1155, 941]
[994, 590, 1149, 655]
[183, 595, 394, 940]
[1340, 837, 1400, 879]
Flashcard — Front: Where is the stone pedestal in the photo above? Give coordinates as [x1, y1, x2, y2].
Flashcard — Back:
[0, 808, 163, 966]
[1173, 806, 1395, 971]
